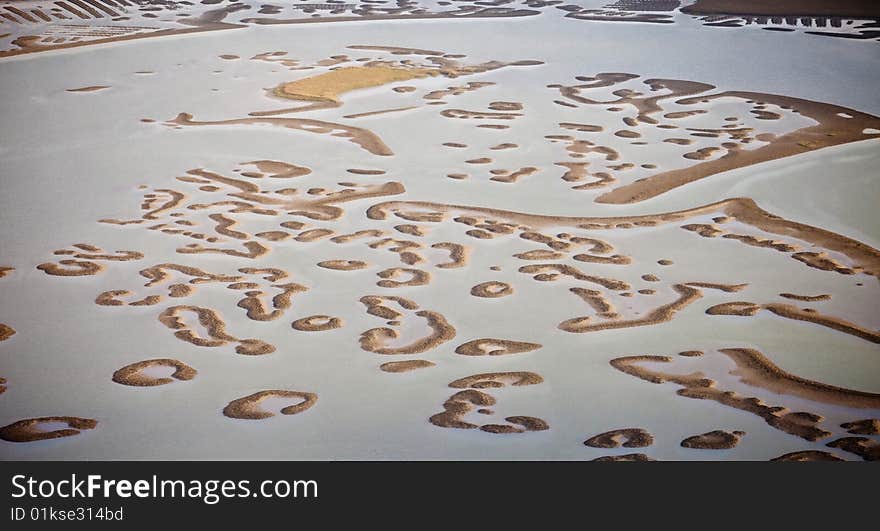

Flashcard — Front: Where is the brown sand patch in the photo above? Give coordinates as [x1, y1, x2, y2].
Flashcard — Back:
[771, 451, 844, 461]
[379, 360, 435, 373]
[841, 419, 880, 435]
[359, 295, 419, 320]
[223, 390, 317, 420]
[593, 453, 655, 462]
[429, 372, 548, 433]
[256, 231, 291, 241]
[167, 113, 393, 156]
[480, 417, 549, 434]
[520, 264, 629, 291]
[569, 288, 618, 319]
[514, 250, 565, 260]
[366, 197, 880, 278]
[347, 168, 386, 175]
[112, 358, 196, 387]
[291, 315, 343, 332]
[359, 310, 455, 355]
[0, 417, 97, 443]
[0, 324, 15, 342]
[470, 280, 513, 298]
[707, 302, 879, 343]
[178, 240, 270, 259]
[450, 372, 543, 389]
[780, 292, 831, 302]
[455, 338, 541, 356]
[595, 87, 880, 203]
[441, 108, 521, 120]
[158, 305, 275, 355]
[488, 101, 523, 111]
[490, 166, 539, 183]
[584, 428, 654, 448]
[610, 348, 880, 440]
[318, 260, 368, 271]
[38, 245, 142, 276]
[826, 437, 879, 461]
[66, 85, 110, 92]
[242, 160, 311, 178]
[680, 430, 745, 449]
[490, 143, 518, 150]
[376, 267, 430, 287]
[347, 45, 446, 56]
[236, 282, 307, 321]
[430, 242, 467, 268]
[395, 224, 425, 237]
[429, 389, 496, 429]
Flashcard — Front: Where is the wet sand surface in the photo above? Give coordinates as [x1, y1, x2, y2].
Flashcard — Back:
[0, 3, 878, 461]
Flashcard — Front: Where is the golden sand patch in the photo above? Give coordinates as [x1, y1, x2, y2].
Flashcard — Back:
[274, 66, 435, 103]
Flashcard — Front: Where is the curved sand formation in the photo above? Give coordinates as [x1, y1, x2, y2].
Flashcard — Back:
[429, 381, 549, 433]
[291, 315, 343, 332]
[376, 267, 431, 287]
[38, 244, 143, 276]
[236, 282, 307, 321]
[166, 113, 393, 156]
[583, 84, 880, 204]
[359, 310, 455, 354]
[489, 166, 540, 184]
[610, 348, 880, 441]
[158, 305, 276, 355]
[560, 284, 701, 333]
[0, 417, 98, 443]
[584, 428, 654, 448]
[680, 430, 745, 449]
[112, 359, 197, 387]
[366, 198, 880, 278]
[826, 437, 879, 461]
[359, 295, 419, 320]
[431, 242, 468, 268]
[66, 85, 110, 92]
[0, 324, 15, 342]
[242, 160, 312, 179]
[223, 390, 318, 420]
[449, 371, 543, 389]
[770, 451, 844, 462]
[455, 338, 541, 356]
[379, 360, 436, 373]
[470, 280, 513, 298]
[318, 260, 369, 271]
[706, 302, 880, 344]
